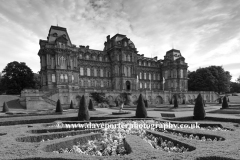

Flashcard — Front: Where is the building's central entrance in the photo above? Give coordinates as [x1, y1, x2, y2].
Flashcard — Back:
[126, 81, 131, 91]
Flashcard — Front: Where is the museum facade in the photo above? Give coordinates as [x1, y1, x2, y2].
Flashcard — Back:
[17, 25, 218, 109]
[38, 26, 188, 93]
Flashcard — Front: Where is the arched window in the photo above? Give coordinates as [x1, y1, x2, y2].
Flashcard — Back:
[86, 55, 89, 60]
[99, 56, 102, 61]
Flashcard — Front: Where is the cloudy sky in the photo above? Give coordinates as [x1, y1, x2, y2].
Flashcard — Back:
[0, 0, 239, 81]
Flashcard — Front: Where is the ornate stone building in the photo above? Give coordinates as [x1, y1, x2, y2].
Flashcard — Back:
[38, 26, 188, 92]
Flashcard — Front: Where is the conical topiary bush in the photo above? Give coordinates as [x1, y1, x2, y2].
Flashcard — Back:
[70, 100, 74, 109]
[135, 94, 147, 118]
[88, 99, 95, 111]
[222, 96, 229, 109]
[228, 97, 230, 102]
[144, 100, 148, 108]
[56, 99, 63, 113]
[78, 95, 90, 121]
[193, 94, 206, 120]
[2, 102, 9, 112]
[174, 95, 178, 108]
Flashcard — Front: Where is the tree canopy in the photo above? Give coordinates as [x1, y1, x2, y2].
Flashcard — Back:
[0, 61, 36, 94]
[188, 66, 231, 94]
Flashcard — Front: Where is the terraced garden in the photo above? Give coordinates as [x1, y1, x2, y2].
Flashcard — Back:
[0, 116, 240, 160]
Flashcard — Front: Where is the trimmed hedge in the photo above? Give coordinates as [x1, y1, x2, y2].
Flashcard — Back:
[193, 94, 206, 120]
[135, 94, 147, 118]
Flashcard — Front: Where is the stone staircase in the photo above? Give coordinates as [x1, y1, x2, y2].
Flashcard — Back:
[41, 89, 58, 106]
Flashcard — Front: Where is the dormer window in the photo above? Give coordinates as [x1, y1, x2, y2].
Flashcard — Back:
[53, 33, 58, 37]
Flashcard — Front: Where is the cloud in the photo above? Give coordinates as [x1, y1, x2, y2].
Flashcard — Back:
[0, 0, 239, 81]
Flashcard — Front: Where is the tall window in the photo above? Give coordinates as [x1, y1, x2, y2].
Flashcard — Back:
[140, 72, 142, 79]
[64, 74, 68, 82]
[144, 73, 146, 79]
[52, 74, 55, 82]
[99, 56, 102, 61]
[80, 67, 84, 76]
[79, 54, 82, 59]
[153, 74, 155, 80]
[86, 55, 89, 60]
[138, 61, 141, 65]
[72, 75, 74, 82]
[60, 74, 64, 82]
[115, 66, 119, 76]
[128, 67, 131, 77]
[87, 68, 90, 76]
[94, 68, 97, 77]
[140, 83, 142, 89]
[158, 74, 160, 80]
[149, 73, 151, 80]
[101, 80, 104, 87]
[124, 66, 127, 76]
[100, 69, 103, 77]
[144, 83, 147, 89]
[88, 80, 91, 87]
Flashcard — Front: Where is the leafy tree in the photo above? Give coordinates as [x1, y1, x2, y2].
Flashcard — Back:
[230, 82, 240, 93]
[188, 66, 231, 94]
[0, 61, 35, 94]
[2, 102, 9, 112]
[116, 92, 131, 105]
[135, 94, 147, 118]
[222, 96, 229, 109]
[56, 99, 63, 113]
[70, 100, 74, 109]
[78, 95, 90, 121]
[89, 92, 108, 104]
[193, 94, 206, 120]
[236, 75, 240, 83]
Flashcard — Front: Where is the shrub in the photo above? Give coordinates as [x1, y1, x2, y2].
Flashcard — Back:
[135, 94, 147, 118]
[144, 100, 148, 108]
[182, 99, 186, 104]
[88, 99, 95, 111]
[2, 102, 9, 112]
[193, 94, 206, 120]
[69, 100, 74, 109]
[170, 98, 172, 104]
[174, 96, 178, 108]
[222, 96, 229, 109]
[78, 95, 90, 121]
[55, 99, 63, 113]
[89, 92, 109, 104]
[115, 100, 119, 107]
[219, 97, 222, 104]
[228, 97, 230, 102]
